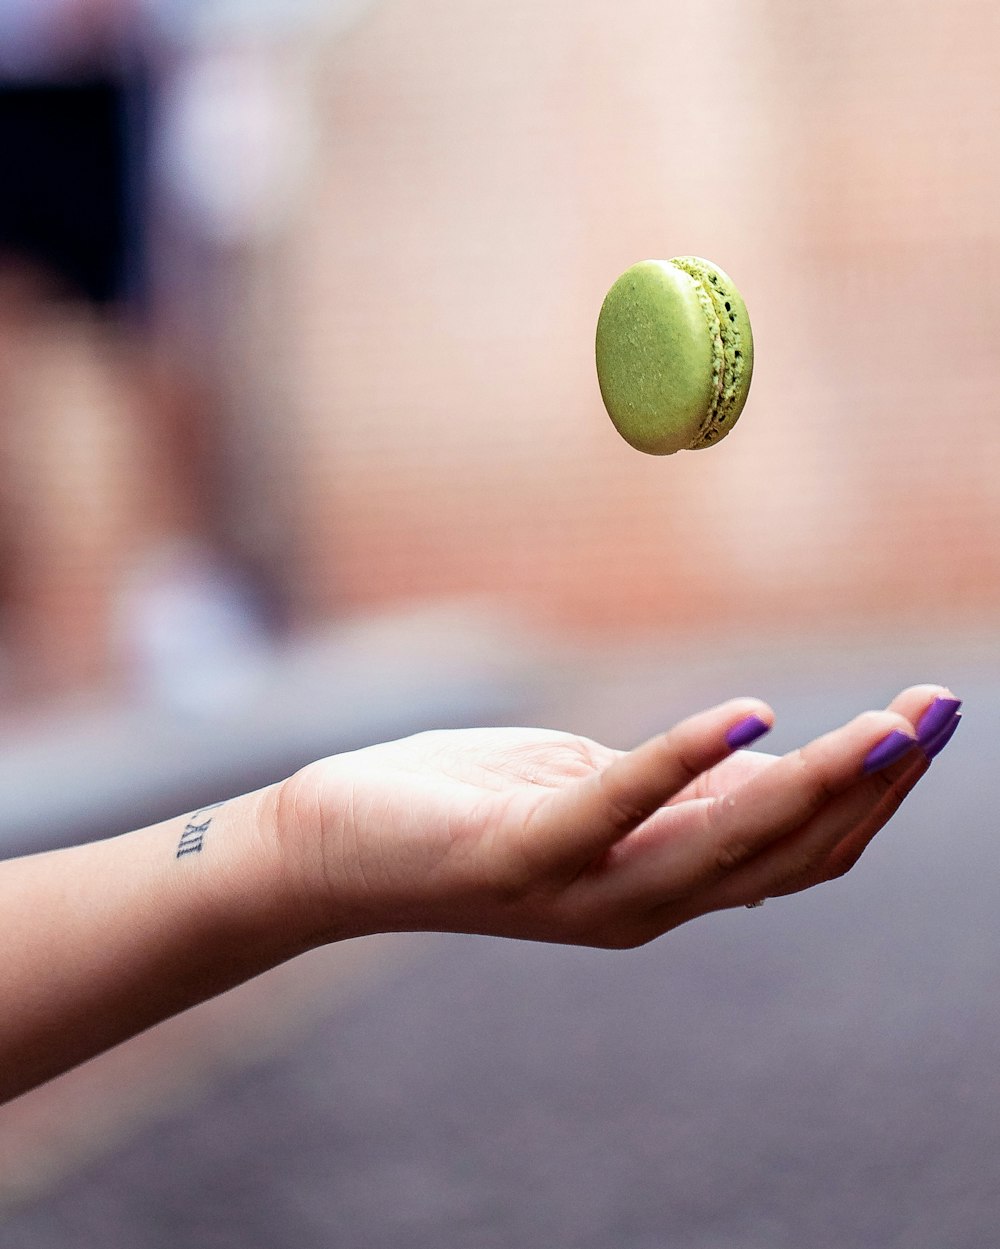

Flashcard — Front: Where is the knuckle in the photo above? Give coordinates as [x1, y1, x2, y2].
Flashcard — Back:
[661, 729, 702, 788]
[787, 745, 840, 812]
[713, 835, 753, 876]
[797, 748, 839, 804]
[704, 797, 752, 877]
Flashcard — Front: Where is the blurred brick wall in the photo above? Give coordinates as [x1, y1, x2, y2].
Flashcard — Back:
[271, 0, 1000, 638]
[3, 0, 996, 704]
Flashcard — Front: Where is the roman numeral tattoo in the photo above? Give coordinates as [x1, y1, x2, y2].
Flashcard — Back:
[175, 801, 226, 859]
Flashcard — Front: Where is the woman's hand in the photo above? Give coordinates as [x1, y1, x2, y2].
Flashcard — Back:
[0, 682, 960, 1102]
[280, 684, 960, 949]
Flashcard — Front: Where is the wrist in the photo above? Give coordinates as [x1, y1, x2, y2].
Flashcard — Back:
[225, 779, 326, 962]
[164, 780, 325, 974]
[272, 761, 378, 947]
[0, 781, 330, 1098]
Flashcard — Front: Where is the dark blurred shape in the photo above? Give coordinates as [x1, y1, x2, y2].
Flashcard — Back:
[0, 75, 146, 306]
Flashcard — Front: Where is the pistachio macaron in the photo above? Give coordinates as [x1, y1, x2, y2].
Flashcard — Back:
[595, 257, 754, 455]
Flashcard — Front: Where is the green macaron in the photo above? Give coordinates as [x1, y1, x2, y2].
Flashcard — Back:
[595, 257, 753, 455]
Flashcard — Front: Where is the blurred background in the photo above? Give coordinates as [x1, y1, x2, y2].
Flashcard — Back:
[1, 0, 998, 1245]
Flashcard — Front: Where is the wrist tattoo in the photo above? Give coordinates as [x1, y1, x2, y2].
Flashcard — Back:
[175, 801, 226, 859]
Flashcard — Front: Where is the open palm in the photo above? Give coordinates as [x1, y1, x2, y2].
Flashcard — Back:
[284, 685, 947, 949]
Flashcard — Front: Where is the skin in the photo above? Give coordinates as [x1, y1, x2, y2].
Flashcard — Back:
[0, 681, 951, 1103]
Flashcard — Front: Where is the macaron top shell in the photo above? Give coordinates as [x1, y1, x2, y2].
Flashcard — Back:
[595, 257, 753, 455]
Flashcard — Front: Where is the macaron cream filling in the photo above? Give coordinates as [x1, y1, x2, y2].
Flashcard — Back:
[670, 257, 749, 449]
[663, 259, 726, 447]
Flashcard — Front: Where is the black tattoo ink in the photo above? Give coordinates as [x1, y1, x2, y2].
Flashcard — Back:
[175, 801, 226, 859]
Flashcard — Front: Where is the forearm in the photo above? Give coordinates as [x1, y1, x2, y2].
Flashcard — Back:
[0, 782, 312, 1103]
[0, 687, 955, 1102]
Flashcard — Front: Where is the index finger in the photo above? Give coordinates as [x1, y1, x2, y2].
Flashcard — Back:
[519, 698, 773, 879]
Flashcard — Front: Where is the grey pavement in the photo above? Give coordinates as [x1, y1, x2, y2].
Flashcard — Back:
[2, 632, 998, 1247]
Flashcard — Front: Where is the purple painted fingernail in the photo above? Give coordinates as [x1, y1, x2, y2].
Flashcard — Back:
[924, 713, 962, 760]
[862, 729, 918, 774]
[916, 697, 962, 746]
[726, 714, 771, 750]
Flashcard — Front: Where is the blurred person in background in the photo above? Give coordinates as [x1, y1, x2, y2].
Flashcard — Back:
[0, 0, 146, 306]
[0, 0, 279, 705]
[0, 0, 144, 695]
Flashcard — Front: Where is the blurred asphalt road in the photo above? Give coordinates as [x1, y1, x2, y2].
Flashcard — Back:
[2, 629, 998, 1247]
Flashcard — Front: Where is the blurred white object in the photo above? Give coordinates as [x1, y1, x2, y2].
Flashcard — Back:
[114, 539, 273, 717]
[155, 43, 315, 244]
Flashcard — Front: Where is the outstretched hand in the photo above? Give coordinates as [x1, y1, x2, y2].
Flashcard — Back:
[281, 684, 959, 949]
[0, 681, 961, 1102]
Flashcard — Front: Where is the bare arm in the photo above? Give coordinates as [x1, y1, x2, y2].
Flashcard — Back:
[0, 684, 959, 1104]
[0, 785, 307, 1102]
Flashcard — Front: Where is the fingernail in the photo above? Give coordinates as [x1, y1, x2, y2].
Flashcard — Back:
[862, 729, 918, 774]
[924, 713, 962, 760]
[726, 714, 771, 750]
[916, 696, 962, 746]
